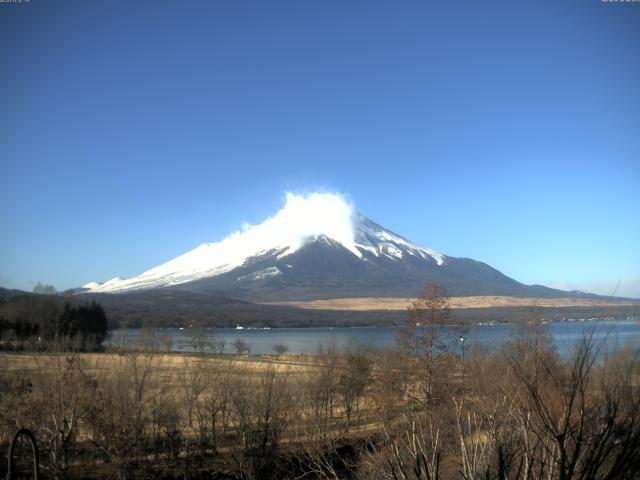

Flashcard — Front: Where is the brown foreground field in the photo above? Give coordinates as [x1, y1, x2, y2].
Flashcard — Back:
[1, 318, 639, 480]
[0, 351, 313, 376]
[264, 295, 640, 311]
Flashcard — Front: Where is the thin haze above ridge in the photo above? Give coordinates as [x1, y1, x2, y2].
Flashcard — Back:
[83, 192, 445, 293]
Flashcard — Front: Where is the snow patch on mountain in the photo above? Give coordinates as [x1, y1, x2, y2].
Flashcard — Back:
[237, 267, 281, 282]
[354, 217, 444, 264]
[84, 192, 444, 293]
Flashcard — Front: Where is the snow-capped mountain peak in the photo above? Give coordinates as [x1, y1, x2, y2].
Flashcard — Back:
[83, 192, 444, 293]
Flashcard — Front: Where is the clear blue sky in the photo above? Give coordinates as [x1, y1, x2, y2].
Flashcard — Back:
[1, 0, 639, 297]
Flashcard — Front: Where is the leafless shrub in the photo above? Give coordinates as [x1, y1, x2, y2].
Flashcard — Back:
[364, 413, 442, 480]
[452, 324, 640, 480]
[195, 359, 233, 452]
[159, 335, 174, 353]
[87, 351, 160, 478]
[0, 320, 638, 480]
[303, 341, 340, 435]
[35, 355, 97, 477]
[233, 338, 251, 356]
[185, 326, 207, 354]
[273, 343, 289, 356]
[370, 347, 410, 427]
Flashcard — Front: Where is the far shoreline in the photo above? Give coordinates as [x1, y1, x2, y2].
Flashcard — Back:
[262, 295, 640, 311]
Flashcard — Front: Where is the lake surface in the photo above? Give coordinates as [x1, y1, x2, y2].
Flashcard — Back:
[107, 319, 640, 357]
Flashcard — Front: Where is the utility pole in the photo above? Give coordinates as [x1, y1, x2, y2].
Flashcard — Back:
[459, 336, 465, 378]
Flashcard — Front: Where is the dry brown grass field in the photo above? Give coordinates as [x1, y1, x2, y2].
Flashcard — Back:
[1, 317, 639, 479]
[264, 295, 640, 311]
[0, 351, 316, 376]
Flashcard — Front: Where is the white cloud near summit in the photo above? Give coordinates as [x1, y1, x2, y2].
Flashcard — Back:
[225, 191, 358, 256]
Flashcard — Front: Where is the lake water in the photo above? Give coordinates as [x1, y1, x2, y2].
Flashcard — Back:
[107, 319, 640, 357]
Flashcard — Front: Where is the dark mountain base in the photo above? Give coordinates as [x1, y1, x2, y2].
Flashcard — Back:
[82, 289, 639, 329]
[176, 238, 603, 301]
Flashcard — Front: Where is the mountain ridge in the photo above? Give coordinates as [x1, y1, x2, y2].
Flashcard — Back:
[79, 193, 610, 301]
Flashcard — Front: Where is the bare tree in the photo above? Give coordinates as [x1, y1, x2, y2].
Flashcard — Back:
[185, 326, 207, 354]
[371, 346, 410, 426]
[87, 349, 159, 474]
[33, 282, 57, 295]
[305, 341, 340, 434]
[451, 327, 640, 480]
[197, 359, 233, 452]
[233, 338, 250, 356]
[159, 335, 174, 353]
[33, 355, 97, 477]
[454, 394, 520, 480]
[298, 433, 355, 480]
[180, 358, 204, 429]
[365, 413, 442, 480]
[507, 332, 640, 480]
[397, 284, 450, 405]
[272, 343, 289, 356]
[228, 365, 292, 476]
[210, 330, 227, 355]
[507, 306, 559, 379]
[337, 340, 373, 432]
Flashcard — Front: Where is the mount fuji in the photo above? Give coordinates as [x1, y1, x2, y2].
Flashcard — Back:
[82, 192, 578, 301]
